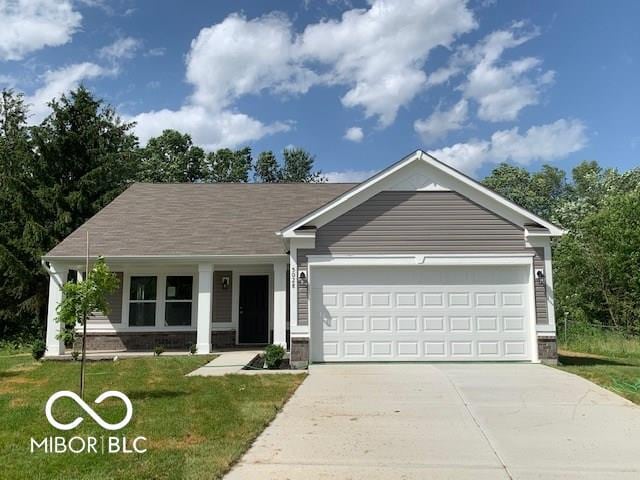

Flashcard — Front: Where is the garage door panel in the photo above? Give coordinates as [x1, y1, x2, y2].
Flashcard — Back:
[311, 266, 532, 362]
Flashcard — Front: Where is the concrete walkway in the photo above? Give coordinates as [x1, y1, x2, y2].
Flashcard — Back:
[187, 350, 262, 376]
[225, 363, 640, 479]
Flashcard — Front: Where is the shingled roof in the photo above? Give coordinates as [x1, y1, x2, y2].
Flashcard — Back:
[46, 183, 356, 258]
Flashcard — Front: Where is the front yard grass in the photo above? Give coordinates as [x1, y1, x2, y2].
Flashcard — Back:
[558, 350, 640, 405]
[0, 354, 305, 479]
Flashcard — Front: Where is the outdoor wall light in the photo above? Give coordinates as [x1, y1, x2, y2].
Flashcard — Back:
[298, 271, 307, 287]
[535, 269, 545, 285]
[221, 276, 230, 289]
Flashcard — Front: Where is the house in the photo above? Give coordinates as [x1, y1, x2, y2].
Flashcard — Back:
[43, 150, 561, 365]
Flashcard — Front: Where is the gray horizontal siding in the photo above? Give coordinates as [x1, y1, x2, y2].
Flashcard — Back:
[88, 272, 123, 324]
[213, 271, 232, 323]
[312, 191, 526, 254]
[533, 248, 549, 325]
[297, 191, 529, 326]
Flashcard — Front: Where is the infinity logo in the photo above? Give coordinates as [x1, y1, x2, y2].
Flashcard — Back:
[45, 391, 133, 431]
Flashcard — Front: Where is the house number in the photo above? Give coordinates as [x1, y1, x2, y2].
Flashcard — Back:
[291, 266, 296, 289]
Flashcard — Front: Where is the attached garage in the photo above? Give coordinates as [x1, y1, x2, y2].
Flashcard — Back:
[310, 264, 535, 362]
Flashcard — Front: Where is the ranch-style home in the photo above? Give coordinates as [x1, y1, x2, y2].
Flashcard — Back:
[44, 150, 560, 366]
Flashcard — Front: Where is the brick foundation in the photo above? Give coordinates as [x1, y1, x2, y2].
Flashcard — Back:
[77, 330, 237, 352]
[290, 337, 309, 369]
[537, 336, 558, 364]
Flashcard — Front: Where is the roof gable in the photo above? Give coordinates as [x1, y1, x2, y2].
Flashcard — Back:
[280, 150, 564, 237]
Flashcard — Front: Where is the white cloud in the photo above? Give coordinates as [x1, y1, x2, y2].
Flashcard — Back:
[131, 105, 290, 151]
[324, 169, 378, 182]
[134, 0, 476, 146]
[0, 0, 81, 61]
[186, 13, 317, 109]
[297, 0, 476, 126]
[427, 22, 553, 122]
[344, 126, 364, 142]
[26, 62, 108, 124]
[98, 37, 141, 62]
[414, 99, 468, 143]
[430, 119, 587, 175]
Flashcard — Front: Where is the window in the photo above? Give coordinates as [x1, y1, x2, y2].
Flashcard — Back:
[165, 276, 193, 326]
[129, 276, 157, 327]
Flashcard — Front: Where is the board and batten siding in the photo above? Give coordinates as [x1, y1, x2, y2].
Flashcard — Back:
[213, 271, 232, 323]
[298, 191, 548, 327]
[88, 272, 124, 324]
[533, 248, 549, 325]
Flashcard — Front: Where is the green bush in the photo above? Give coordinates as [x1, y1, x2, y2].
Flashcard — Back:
[264, 344, 285, 369]
[189, 344, 197, 355]
[31, 339, 46, 360]
[154, 345, 165, 356]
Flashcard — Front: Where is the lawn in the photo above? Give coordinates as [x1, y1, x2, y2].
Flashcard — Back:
[0, 354, 305, 479]
[557, 331, 640, 406]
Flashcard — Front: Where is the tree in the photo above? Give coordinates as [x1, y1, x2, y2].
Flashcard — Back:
[0, 86, 138, 342]
[482, 163, 567, 220]
[138, 129, 205, 182]
[205, 147, 252, 182]
[254, 150, 281, 182]
[253, 147, 325, 183]
[281, 147, 324, 182]
[57, 256, 119, 398]
[555, 190, 640, 333]
[0, 90, 40, 340]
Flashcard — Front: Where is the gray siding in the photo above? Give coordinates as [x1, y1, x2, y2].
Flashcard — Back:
[213, 271, 232, 323]
[311, 191, 527, 254]
[533, 248, 549, 325]
[88, 272, 123, 324]
[297, 191, 530, 326]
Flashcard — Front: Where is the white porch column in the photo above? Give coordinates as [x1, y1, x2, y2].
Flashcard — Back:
[45, 263, 68, 357]
[273, 262, 287, 348]
[196, 264, 214, 354]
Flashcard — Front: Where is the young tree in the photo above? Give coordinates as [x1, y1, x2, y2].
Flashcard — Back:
[138, 129, 206, 182]
[205, 147, 252, 182]
[57, 256, 119, 398]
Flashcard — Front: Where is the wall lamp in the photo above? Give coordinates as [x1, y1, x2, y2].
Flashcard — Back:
[221, 276, 230, 290]
[298, 271, 307, 287]
[535, 269, 545, 285]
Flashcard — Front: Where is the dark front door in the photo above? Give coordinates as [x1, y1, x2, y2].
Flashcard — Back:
[239, 275, 269, 344]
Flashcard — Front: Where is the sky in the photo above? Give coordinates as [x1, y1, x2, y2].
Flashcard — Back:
[1, 0, 639, 181]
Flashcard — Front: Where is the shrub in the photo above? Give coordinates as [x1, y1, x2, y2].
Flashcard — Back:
[71, 350, 80, 361]
[31, 339, 46, 360]
[264, 344, 285, 369]
[189, 344, 197, 355]
[154, 345, 165, 356]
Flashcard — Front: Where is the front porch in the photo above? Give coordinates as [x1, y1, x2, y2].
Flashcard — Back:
[44, 258, 289, 356]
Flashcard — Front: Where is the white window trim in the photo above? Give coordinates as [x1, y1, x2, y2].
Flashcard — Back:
[121, 269, 197, 332]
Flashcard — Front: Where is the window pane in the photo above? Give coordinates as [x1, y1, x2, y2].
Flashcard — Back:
[129, 303, 156, 326]
[130, 276, 157, 301]
[165, 302, 192, 326]
[166, 276, 193, 300]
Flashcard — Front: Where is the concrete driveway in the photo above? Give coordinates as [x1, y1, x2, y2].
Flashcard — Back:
[225, 364, 640, 479]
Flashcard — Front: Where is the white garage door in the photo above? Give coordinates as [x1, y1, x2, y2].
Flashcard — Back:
[310, 265, 533, 362]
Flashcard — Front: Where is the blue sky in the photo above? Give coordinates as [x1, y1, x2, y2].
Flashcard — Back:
[1, 0, 638, 181]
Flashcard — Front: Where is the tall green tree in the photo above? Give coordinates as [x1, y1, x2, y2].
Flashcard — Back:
[0, 90, 41, 339]
[482, 163, 567, 220]
[0, 86, 138, 341]
[281, 147, 324, 182]
[254, 150, 281, 182]
[137, 129, 205, 182]
[205, 147, 252, 182]
[253, 147, 325, 183]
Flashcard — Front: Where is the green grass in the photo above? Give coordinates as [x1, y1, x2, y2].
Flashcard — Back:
[0, 354, 305, 479]
[557, 330, 640, 406]
[558, 329, 640, 360]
